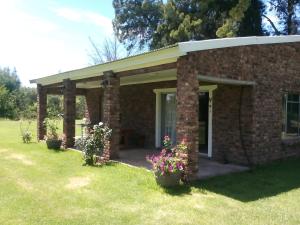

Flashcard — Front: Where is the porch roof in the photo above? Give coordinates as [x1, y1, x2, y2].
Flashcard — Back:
[30, 35, 300, 86]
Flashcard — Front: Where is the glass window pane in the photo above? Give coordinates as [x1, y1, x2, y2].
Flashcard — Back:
[286, 102, 299, 135]
[288, 94, 299, 102]
[161, 93, 176, 145]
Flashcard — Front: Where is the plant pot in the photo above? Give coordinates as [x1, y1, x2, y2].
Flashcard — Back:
[46, 139, 62, 150]
[155, 172, 181, 187]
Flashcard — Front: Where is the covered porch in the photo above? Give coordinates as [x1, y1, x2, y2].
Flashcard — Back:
[31, 37, 261, 179]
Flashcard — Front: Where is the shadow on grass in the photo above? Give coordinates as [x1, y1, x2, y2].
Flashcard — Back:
[162, 184, 192, 196]
[165, 158, 300, 202]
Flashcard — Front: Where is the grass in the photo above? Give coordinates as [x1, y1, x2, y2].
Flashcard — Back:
[1, 120, 300, 225]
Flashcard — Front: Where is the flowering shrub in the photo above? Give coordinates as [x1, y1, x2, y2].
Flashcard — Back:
[20, 120, 32, 144]
[147, 136, 188, 176]
[43, 118, 60, 140]
[75, 122, 112, 165]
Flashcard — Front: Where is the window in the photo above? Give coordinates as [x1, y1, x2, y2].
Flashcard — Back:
[282, 93, 300, 136]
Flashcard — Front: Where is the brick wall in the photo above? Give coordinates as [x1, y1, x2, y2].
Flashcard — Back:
[187, 42, 300, 164]
[120, 81, 176, 148]
[85, 88, 102, 125]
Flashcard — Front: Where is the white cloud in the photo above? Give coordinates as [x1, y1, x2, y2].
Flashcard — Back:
[0, 2, 103, 86]
[53, 7, 113, 34]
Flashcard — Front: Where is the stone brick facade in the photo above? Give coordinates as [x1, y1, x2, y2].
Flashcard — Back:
[85, 88, 102, 124]
[103, 71, 120, 159]
[37, 84, 47, 141]
[63, 79, 76, 148]
[78, 42, 300, 171]
[186, 42, 300, 164]
[120, 81, 176, 147]
[176, 57, 200, 176]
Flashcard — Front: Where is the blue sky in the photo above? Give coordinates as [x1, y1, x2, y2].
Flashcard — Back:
[0, 0, 116, 86]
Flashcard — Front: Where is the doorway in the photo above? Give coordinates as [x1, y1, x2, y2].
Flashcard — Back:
[154, 85, 217, 156]
[199, 92, 209, 155]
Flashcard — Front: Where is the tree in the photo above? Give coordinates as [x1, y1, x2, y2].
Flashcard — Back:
[113, 0, 266, 50]
[15, 87, 37, 120]
[0, 85, 17, 119]
[266, 0, 300, 35]
[113, 0, 164, 52]
[88, 36, 125, 64]
[0, 67, 20, 92]
[216, 0, 266, 37]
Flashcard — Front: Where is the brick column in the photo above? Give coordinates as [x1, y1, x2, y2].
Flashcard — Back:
[176, 56, 199, 178]
[63, 79, 76, 148]
[37, 84, 47, 141]
[102, 71, 120, 159]
[85, 89, 102, 125]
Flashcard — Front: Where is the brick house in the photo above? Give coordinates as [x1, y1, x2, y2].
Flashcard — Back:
[31, 36, 300, 178]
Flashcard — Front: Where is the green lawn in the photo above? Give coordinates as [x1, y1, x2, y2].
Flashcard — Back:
[1, 120, 300, 225]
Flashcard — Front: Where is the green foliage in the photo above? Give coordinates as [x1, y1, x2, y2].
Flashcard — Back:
[113, 0, 164, 52]
[216, 0, 251, 37]
[16, 87, 37, 120]
[47, 95, 63, 119]
[0, 67, 20, 92]
[0, 67, 36, 120]
[76, 96, 86, 119]
[113, 0, 266, 51]
[0, 85, 18, 119]
[75, 122, 111, 165]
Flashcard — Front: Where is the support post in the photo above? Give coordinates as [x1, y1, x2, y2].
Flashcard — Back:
[37, 84, 47, 141]
[85, 89, 102, 125]
[176, 56, 199, 179]
[102, 71, 120, 159]
[63, 79, 76, 148]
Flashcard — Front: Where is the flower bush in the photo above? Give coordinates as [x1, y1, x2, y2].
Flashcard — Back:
[43, 118, 60, 141]
[43, 117, 63, 150]
[147, 136, 188, 176]
[20, 120, 32, 144]
[75, 122, 112, 165]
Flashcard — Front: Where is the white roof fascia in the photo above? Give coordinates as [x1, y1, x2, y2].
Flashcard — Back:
[31, 45, 182, 85]
[178, 35, 300, 54]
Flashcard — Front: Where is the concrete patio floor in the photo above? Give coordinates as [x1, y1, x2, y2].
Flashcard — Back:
[118, 148, 249, 180]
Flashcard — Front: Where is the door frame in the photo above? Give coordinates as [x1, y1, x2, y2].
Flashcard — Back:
[153, 85, 217, 157]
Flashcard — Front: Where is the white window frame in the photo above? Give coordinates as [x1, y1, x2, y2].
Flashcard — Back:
[282, 93, 300, 137]
[153, 85, 217, 158]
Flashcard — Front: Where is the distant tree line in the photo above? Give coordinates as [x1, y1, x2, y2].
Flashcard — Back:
[0, 67, 85, 120]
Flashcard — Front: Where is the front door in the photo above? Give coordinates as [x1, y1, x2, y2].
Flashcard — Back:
[199, 92, 209, 155]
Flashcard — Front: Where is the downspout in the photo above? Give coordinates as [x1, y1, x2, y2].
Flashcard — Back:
[238, 86, 252, 167]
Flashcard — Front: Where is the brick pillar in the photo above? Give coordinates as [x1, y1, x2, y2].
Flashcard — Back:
[102, 71, 120, 159]
[37, 84, 47, 141]
[63, 79, 76, 148]
[176, 56, 199, 178]
[85, 89, 102, 125]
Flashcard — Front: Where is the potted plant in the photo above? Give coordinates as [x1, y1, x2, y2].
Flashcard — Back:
[43, 118, 62, 150]
[147, 136, 188, 187]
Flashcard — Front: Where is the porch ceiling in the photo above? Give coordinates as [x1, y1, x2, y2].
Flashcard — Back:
[76, 68, 177, 89]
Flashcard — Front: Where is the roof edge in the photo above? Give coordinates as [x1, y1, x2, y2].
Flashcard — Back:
[178, 35, 300, 53]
